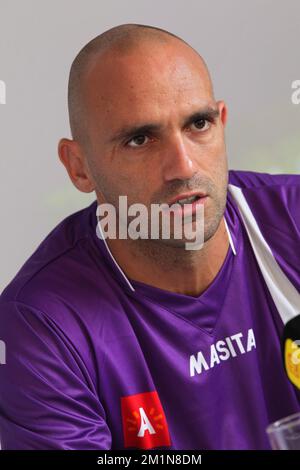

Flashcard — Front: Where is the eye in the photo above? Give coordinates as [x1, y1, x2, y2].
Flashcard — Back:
[190, 119, 211, 132]
[127, 134, 149, 148]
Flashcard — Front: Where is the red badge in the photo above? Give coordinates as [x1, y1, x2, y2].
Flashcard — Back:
[121, 390, 171, 449]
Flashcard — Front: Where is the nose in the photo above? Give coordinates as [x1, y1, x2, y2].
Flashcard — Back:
[161, 134, 197, 182]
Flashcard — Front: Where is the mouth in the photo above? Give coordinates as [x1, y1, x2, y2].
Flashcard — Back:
[161, 191, 208, 217]
[167, 191, 207, 207]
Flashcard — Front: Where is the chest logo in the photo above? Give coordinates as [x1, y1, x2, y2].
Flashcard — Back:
[190, 328, 256, 376]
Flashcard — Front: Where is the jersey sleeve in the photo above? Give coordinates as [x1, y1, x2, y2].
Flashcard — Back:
[0, 299, 112, 450]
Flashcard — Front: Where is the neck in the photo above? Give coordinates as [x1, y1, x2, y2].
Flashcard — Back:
[102, 217, 230, 297]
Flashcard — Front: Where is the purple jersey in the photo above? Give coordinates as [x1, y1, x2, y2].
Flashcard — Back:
[0, 169, 300, 450]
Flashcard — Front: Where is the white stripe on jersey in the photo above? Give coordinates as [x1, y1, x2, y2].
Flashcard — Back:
[228, 183, 300, 325]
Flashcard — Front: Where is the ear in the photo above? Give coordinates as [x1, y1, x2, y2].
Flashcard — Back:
[58, 138, 95, 193]
[216, 100, 228, 127]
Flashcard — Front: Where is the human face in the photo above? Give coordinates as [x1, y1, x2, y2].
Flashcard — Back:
[83, 40, 228, 245]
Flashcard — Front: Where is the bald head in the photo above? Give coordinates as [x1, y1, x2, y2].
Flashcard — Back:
[68, 23, 213, 147]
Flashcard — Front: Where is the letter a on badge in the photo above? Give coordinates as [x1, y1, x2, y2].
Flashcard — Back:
[121, 391, 171, 449]
[137, 407, 156, 436]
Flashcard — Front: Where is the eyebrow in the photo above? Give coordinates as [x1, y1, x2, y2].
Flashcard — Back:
[108, 106, 220, 144]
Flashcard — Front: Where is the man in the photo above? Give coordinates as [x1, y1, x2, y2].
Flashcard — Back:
[0, 23, 300, 450]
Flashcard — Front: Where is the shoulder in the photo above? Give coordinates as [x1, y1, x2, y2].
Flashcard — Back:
[228, 169, 300, 189]
[0, 199, 122, 331]
[1, 201, 96, 301]
[228, 169, 300, 226]
[228, 169, 300, 288]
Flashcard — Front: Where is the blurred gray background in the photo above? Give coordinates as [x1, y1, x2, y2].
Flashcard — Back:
[0, 0, 299, 292]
